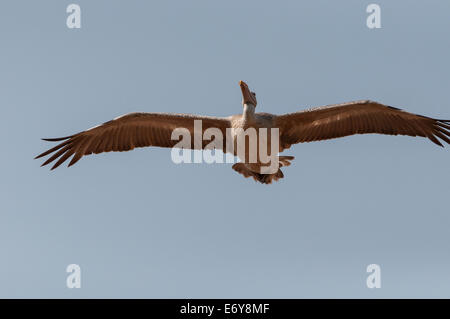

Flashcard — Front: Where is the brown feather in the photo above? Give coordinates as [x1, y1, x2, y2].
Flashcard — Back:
[37, 112, 231, 169]
[276, 100, 450, 150]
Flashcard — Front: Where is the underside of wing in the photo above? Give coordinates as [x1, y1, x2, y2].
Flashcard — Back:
[275, 100, 450, 150]
[36, 112, 232, 169]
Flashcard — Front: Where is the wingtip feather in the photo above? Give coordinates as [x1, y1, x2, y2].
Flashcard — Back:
[42, 137, 68, 142]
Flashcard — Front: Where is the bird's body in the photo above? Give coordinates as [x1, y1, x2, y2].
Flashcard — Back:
[36, 81, 450, 184]
[229, 105, 291, 183]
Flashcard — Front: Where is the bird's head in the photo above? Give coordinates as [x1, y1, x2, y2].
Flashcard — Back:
[239, 80, 257, 107]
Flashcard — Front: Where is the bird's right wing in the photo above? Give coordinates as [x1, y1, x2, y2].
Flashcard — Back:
[275, 100, 450, 151]
[36, 112, 232, 169]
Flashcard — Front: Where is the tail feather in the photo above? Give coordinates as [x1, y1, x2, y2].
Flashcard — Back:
[232, 160, 292, 184]
[279, 156, 294, 167]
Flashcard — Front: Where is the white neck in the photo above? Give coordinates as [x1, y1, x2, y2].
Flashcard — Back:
[243, 103, 255, 120]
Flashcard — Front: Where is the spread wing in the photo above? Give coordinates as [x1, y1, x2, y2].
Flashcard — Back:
[36, 112, 232, 169]
[275, 100, 450, 150]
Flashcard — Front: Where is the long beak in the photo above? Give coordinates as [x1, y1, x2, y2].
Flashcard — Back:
[239, 80, 257, 106]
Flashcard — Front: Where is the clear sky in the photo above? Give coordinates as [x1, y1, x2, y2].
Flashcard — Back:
[1, 0, 450, 298]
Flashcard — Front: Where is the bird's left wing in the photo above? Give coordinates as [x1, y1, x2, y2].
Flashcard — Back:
[275, 100, 450, 151]
[36, 112, 232, 169]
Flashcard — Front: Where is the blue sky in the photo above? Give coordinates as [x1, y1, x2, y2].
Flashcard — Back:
[1, 0, 449, 297]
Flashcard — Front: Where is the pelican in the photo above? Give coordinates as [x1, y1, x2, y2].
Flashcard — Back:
[36, 80, 450, 184]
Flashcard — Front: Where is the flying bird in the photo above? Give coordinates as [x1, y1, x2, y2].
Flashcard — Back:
[36, 81, 450, 184]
